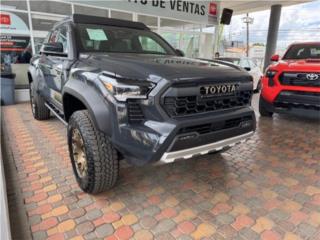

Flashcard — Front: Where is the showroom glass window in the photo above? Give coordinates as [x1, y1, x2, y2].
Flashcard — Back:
[0, 10, 31, 89]
[137, 15, 158, 28]
[159, 18, 201, 58]
[110, 10, 132, 21]
[74, 5, 109, 18]
[0, 1, 27, 10]
[30, 0, 71, 15]
[0, 11, 31, 63]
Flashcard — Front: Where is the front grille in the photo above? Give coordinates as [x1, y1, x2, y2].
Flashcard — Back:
[127, 100, 144, 124]
[163, 90, 252, 117]
[178, 116, 253, 135]
[279, 72, 320, 87]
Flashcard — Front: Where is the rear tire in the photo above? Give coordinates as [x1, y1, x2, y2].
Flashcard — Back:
[68, 110, 119, 194]
[259, 95, 273, 117]
[29, 82, 50, 120]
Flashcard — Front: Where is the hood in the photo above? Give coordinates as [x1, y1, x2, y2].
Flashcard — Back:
[79, 53, 250, 83]
[273, 59, 320, 72]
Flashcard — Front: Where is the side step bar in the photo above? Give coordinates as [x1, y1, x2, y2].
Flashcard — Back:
[45, 103, 68, 126]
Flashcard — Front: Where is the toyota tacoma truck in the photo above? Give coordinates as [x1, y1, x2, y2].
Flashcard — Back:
[28, 14, 256, 193]
[260, 42, 320, 118]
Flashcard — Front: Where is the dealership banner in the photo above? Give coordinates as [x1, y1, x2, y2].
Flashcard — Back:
[0, 11, 29, 35]
[0, 35, 30, 52]
[66, 0, 219, 24]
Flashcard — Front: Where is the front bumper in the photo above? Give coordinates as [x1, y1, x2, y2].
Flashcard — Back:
[261, 91, 320, 119]
[160, 131, 254, 163]
[112, 107, 256, 166]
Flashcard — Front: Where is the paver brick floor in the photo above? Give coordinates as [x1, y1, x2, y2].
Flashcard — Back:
[2, 96, 320, 240]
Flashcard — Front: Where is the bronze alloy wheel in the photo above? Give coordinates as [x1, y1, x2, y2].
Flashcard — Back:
[68, 110, 119, 193]
[71, 128, 88, 178]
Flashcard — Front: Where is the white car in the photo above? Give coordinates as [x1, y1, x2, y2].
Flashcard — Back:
[217, 57, 263, 93]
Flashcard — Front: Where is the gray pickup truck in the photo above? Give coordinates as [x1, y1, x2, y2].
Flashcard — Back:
[28, 14, 256, 193]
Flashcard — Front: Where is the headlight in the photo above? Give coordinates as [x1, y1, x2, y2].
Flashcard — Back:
[265, 70, 277, 78]
[99, 74, 155, 102]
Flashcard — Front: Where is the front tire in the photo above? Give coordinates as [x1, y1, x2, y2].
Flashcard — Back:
[68, 110, 119, 194]
[259, 95, 273, 117]
[29, 82, 50, 120]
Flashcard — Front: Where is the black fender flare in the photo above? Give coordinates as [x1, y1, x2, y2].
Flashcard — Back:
[27, 64, 37, 85]
[62, 79, 113, 137]
[28, 62, 48, 98]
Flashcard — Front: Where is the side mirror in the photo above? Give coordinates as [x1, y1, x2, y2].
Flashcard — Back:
[41, 42, 64, 55]
[176, 49, 185, 57]
[270, 54, 279, 62]
[244, 67, 251, 71]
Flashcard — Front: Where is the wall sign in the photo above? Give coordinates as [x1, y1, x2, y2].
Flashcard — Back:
[0, 13, 11, 25]
[67, 0, 219, 25]
[0, 11, 29, 35]
[128, 0, 207, 16]
[209, 2, 217, 16]
[0, 35, 30, 52]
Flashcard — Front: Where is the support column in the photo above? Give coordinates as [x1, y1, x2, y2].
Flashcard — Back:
[213, 1, 222, 58]
[26, 0, 35, 54]
[263, 4, 282, 71]
[213, 23, 220, 56]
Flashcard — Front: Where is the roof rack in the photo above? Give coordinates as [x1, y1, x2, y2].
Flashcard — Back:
[71, 14, 150, 30]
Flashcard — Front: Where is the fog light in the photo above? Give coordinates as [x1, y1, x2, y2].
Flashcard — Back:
[178, 133, 198, 141]
[240, 120, 252, 128]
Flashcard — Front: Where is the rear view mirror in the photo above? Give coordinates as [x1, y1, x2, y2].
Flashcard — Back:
[270, 54, 279, 62]
[41, 42, 64, 55]
[176, 49, 185, 57]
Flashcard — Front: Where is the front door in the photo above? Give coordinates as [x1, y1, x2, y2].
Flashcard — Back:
[39, 25, 70, 111]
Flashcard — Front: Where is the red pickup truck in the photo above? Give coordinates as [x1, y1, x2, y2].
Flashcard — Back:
[259, 42, 320, 118]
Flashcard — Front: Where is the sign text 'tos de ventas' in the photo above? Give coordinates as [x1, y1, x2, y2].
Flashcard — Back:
[67, 0, 219, 25]
[129, 0, 207, 16]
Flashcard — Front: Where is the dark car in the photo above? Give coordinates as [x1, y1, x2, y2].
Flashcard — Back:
[28, 14, 256, 194]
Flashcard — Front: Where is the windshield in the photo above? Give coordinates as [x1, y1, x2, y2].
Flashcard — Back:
[76, 23, 176, 55]
[283, 44, 320, 59]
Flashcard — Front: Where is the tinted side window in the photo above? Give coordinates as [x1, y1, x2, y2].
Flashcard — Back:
[48, 30, 59, 43]
[57, 26, 68, 54]
[138, 36, 166, 53]
[48, 26, 68, 54]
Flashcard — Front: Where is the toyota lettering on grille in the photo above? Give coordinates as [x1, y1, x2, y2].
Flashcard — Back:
[306, 73, 319, 81]
[200, 84, 238, 96]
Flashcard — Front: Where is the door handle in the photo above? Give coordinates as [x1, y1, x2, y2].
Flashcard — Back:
[54, 68, 62, 76]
